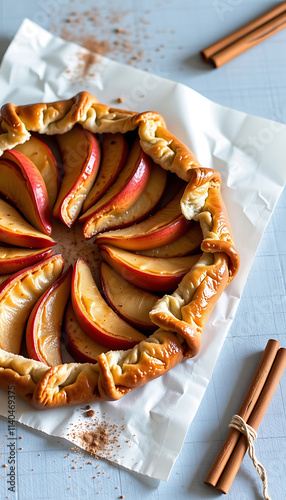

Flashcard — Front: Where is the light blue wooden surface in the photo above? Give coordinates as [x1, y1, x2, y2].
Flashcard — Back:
[0, 1, 285, 499]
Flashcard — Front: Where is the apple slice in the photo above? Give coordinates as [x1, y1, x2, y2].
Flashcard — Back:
[64, 300, 108, 363]
[96, 215, 190, 251]
[53, 126, 101, 227]
[72, 258, 146, 349]
[99, 245, 201, 292]
[79, 138, 152, 239]
[94, 186, 190, 250]
[26, 266, 72, 366]
[14, 135, 60, 210]
[0, 199, 56, 249]
[82, 133, 128, 212]
[91, 163, 167, 235]
[1, 149, 52, 234]
[139, 222, 203, 257]
[0, 253, 64, 354]
[0, 245, 53, 274]
[100, 262, 158, 332]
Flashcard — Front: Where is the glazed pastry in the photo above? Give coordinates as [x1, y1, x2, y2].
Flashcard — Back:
[0, 92, 239, 409]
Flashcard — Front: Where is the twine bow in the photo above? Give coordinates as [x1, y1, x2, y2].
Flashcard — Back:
[229, 414, 271, 500]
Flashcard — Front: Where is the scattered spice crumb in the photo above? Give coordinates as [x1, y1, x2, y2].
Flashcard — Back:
[114, 27, 126, 34]
[116, 97, 124, 103]
[19, 436, 23, 439]
[67, 417, 122, 460]
[2, 464, 8, 468]
[47, 6, 157, 78]
[84, 410, 95, 418]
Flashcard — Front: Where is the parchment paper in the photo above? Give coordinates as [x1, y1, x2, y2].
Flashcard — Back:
[0, 19, 285, 481]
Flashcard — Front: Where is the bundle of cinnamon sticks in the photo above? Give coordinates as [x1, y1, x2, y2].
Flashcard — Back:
[201, 3, 286, 67]
[204, 339, 286, 494]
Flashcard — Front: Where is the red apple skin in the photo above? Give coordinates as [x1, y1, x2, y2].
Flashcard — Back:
[26, 266, 72, 365]
[0, 246, 53, 274]
[139, 222, 203, 258]
[91, 163, 167, 236]
[99, 245, 201, 293]
[82, 133, 129, 213]
[14, 135, 60, 210]
[0, 199, 56, 249]
[0, 253, 64, 294]
[100, 262, 159, 333]
[0, 253, 64, 354]
[1, 150, 52, 234]
[71, 258, 146, 349]
[64, 301, 108, 363]
[0, 227, 56, 249]
[79, 139, 152, 238]
[93, 184, 187, 250]
[0, 274, 11, 286]
[53, 127, 101, 227]
[95, 215, 191, 251]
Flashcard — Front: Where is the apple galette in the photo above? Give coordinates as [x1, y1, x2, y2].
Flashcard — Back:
[0, 92, 239, 409]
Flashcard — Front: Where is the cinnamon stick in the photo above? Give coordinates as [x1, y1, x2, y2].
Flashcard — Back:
[201, 3, 286, 68]
[204, 338, 280, 488]
[216, 347, 286, 494]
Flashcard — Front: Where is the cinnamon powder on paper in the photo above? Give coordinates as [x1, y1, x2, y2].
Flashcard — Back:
[80, 423, 110, 455]
[66, 409, 127, 460]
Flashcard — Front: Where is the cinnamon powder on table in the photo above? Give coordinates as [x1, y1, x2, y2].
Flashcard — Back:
[49, 8, 138, 81]
[47, 6, 173, 80]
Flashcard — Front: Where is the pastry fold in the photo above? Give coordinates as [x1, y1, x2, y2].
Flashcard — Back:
[0, 92, 239, 408]
[0, 331, 184, 409]
[150, 252, 229, 357]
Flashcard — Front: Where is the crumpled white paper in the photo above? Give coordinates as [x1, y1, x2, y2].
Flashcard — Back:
[0, 19, 286, 481]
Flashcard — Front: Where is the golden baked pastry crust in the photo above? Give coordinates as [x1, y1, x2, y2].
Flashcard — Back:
[0, 91, 239, 409]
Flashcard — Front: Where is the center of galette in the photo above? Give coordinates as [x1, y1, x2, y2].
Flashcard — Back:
[0, 125, 203, 369]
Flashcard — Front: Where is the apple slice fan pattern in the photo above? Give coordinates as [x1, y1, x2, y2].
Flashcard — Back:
[0, 92, 239, 409]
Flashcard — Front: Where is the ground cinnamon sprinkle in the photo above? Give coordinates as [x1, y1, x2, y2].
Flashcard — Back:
[84, 409, 95, 418]
[47, 6, 174, 81]
[66, 410, 125, 461]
